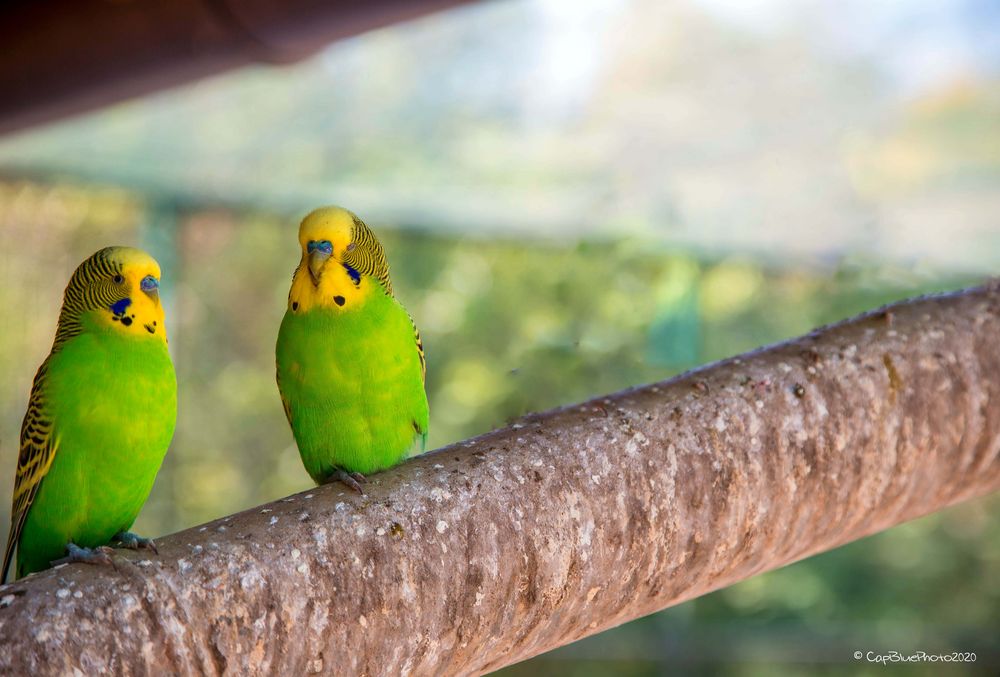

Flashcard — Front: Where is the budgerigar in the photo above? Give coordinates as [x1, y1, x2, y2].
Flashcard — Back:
[276, 206, 428, 492]
[2, 247, 176, 580]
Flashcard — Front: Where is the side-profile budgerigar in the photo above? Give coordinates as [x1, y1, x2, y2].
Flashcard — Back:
[276, 206, 428, 492]
[2, 247, 177, 581]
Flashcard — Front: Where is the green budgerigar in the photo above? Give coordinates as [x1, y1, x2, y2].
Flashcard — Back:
[2, 247, 176, 581]
[276, 206, 428, 492]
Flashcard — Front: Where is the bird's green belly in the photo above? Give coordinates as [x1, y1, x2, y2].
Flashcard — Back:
[277, 302, 428, 480]
[18, 334, 176, 576]
[292, 370, 416, 476]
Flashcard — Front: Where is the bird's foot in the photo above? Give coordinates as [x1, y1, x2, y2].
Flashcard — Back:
[326, 468, 367, 494]
[113, 531, 159, 554]
[50, 543, 115, 569]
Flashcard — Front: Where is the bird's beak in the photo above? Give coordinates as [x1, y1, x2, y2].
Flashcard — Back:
[308, 249, 331, 285]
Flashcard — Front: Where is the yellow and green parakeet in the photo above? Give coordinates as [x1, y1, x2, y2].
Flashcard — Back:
[2, 247, 176, 580]
[276, 206, 428, 492]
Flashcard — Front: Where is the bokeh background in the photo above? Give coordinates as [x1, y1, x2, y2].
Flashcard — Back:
[1, 0, 998, 673]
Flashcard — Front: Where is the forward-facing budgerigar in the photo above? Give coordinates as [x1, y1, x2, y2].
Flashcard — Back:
[2, 247, 177, 581]
[276, 206, 429, 492]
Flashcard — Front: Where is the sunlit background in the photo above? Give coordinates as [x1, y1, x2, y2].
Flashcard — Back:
[1, 0, 998, 673]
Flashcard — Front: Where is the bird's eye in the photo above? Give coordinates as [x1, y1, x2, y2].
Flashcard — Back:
[113, 274, 124, 284]
[140, 275, 159, 292]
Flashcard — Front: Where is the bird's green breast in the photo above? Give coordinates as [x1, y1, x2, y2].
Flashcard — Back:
[276, 291, 428, 480]
[18, 324, 176, 575]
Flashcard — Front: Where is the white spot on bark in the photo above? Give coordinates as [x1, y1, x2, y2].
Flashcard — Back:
[665, 445, 678, 503]
[314, 526, 329, 550]
[815, 397, 829, 418]
[56, 588, 70, 599]
[241, 569, 263, 590]
[436, 520, 448, 533]
[580, 520, 594, 555]
[291, 549, 301, 560]
[624, 432, 648, 455]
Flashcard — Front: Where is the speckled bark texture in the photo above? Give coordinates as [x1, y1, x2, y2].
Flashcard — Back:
[2, 286, 999, 676]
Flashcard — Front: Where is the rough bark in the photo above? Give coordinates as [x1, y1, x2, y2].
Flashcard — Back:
[1, 286, 999, 676]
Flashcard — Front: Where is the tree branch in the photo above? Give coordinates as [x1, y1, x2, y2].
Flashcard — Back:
[2, 286, 999, 675]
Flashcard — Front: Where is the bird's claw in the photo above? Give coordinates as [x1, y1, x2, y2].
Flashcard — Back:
[113, 531, 158, 554]
[327, 468, 367, 494]
[51, 543, 116, 569]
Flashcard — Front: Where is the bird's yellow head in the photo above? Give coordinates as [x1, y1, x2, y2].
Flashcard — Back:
[288, 206, 393, 313]
[55, 246, 168, 348]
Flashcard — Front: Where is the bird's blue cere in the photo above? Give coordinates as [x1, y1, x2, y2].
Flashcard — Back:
[140, 275, 159, 292]
[307, 240, 334, 255]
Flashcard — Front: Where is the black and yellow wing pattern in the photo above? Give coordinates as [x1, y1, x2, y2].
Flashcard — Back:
[2, 361, 59, 582]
